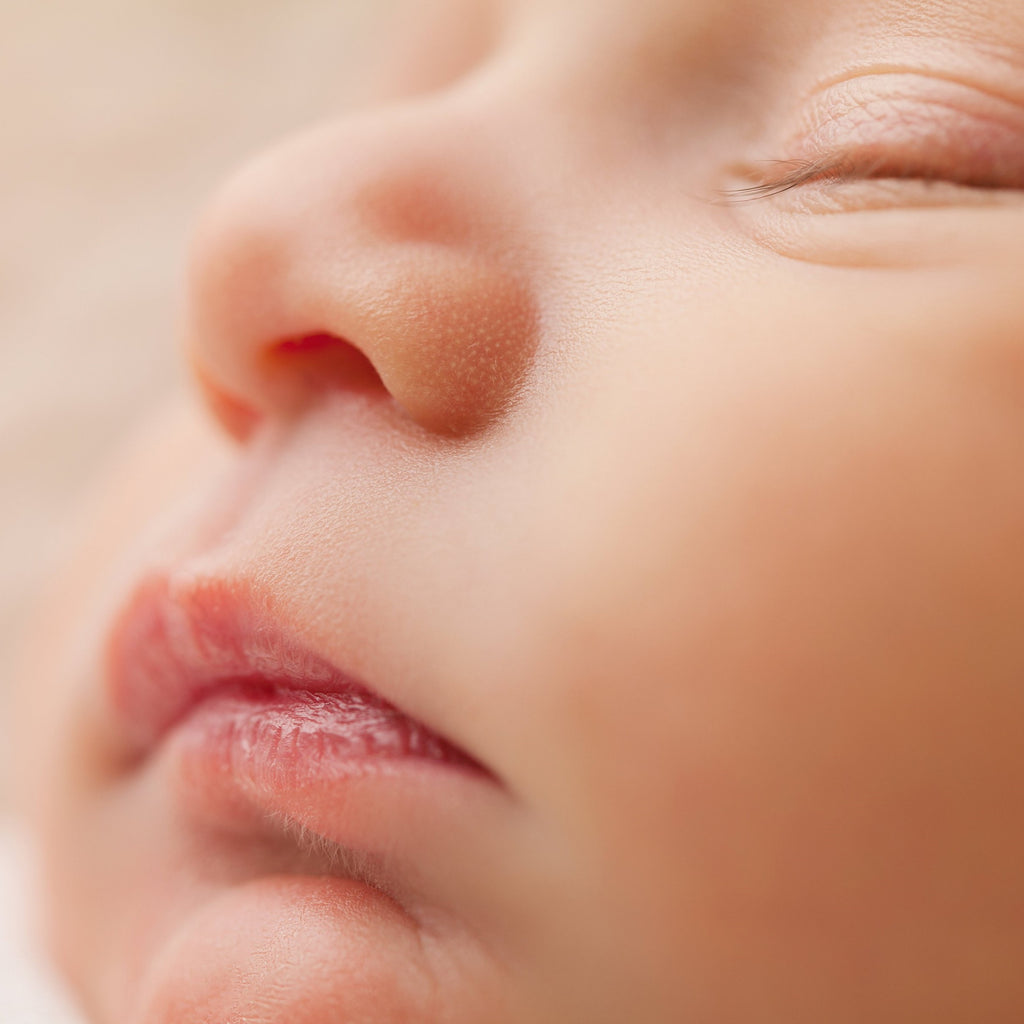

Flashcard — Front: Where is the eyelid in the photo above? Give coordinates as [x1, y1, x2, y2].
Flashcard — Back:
[726, 73, 1024, 202]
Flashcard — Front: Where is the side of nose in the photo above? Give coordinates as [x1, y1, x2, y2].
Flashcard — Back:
[185, 98, 541, 439]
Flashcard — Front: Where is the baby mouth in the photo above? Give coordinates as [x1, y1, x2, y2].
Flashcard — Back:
[88, 576, 511, 1023]
[103, 573, 484, 776]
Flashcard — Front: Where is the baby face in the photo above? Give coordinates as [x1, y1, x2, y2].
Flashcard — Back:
[23, 0, 1024, 1020]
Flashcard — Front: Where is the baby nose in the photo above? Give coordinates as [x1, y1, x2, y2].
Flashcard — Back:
[185, 100, 541, 439]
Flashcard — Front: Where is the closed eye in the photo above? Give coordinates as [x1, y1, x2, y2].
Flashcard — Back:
[720, 72, 1024, 207]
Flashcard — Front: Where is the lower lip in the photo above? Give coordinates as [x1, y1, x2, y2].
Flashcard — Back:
[168, 680, 483, 793]
[84, 685, 508, 1022]
[161, 683, 492, 871]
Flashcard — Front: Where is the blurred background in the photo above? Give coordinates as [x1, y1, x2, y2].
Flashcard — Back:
[0, 0, 399, 805]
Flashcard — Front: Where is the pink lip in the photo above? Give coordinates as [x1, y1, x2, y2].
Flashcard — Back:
[95, 573, 512, 985]
[104, 574, 484, 775]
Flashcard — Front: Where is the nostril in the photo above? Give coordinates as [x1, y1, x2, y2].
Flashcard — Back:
[268, 333, 386, 396]
[197, 333, 390, 444]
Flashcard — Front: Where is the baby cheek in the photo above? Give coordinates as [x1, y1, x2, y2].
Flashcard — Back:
[527, 527, 1024, 1021]
[497, 279, 1024, 1016]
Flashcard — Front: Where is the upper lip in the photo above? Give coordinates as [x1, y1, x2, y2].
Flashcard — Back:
[103, 571, 483, 771]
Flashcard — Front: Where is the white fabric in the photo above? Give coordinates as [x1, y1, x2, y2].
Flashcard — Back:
[0, 824, 83, 1023]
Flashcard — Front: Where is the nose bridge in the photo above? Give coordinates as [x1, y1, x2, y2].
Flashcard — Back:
[186, 85, 544, 439]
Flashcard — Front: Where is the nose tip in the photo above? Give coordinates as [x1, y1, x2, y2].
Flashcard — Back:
[185, 108, 540, 439]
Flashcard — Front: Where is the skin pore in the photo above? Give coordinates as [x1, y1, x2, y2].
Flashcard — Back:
[18, 0, 1024, 1021]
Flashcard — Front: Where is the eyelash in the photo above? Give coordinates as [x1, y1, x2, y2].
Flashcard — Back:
[720, 149, 1023, 205]
[720, 158, 848, 203]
